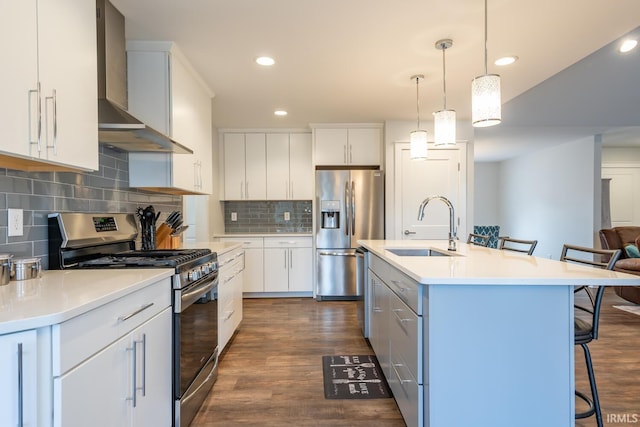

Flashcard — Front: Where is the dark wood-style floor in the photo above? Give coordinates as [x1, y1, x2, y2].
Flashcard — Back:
[192, 289, 640, 427]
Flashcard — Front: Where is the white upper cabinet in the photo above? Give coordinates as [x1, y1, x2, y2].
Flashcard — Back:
[266, 133, 313, 200]
[127, 41, 213, 195]
[313, 125, 382, 166]
[223, 133, 267, 200]
[0, 0, 98, 171]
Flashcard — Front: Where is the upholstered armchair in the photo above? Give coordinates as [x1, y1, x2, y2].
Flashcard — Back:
[599, 226, 640, 304]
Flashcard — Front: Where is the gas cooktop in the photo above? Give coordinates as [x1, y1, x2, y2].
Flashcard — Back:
[78, 249, 213, 269]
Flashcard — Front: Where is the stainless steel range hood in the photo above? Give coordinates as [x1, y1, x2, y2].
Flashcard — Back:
[96, 0, 192, 154]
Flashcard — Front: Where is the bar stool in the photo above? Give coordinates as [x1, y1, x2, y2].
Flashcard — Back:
[560, 244, 622, 427]
[498, 237, 538, 255]
[466, 233, 490, 247]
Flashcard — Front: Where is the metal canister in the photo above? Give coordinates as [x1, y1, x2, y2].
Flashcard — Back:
[0, 254, 12, 285]
[11, 257, 42, 281]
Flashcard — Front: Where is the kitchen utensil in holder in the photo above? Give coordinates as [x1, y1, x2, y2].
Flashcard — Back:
[137, 205, 157, 250]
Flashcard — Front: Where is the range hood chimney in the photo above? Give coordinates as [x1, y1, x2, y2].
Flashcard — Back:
[96, 0, 192, 154]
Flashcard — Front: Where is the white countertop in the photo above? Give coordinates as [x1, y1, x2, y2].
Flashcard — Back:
[213, 233, 312, 238]
[0, 269, 173, 335]
[182, 241, 242, 255]
[358, 239, 640, 286]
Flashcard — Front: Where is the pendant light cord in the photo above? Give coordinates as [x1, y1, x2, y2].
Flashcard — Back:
[415, 76, 421, 129]
[484, 0, 488, 75]
[442, 47, 447, 109]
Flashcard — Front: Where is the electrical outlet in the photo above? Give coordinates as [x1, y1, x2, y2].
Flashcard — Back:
[231, 212, 237, 222]
[284, 212, 290, 221]
[8, 208, 23, 237]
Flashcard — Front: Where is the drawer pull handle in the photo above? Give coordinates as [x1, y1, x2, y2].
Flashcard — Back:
[118, 303, 154, 322]
[392, 363, 413, 384]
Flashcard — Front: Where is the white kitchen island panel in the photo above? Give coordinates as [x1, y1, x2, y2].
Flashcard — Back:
[427, 284, 573, 427]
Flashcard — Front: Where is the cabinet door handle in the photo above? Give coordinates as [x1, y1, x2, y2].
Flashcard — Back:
[290, 180, 293, 199]
[240, 182, 244, 199]
[246, 181, 249, 199]
[140, 334, 147, 397]
[225, 310, 235, 321]
[284, 250, 287, 269]
[17, 342, 24, 427]
[349, 144, 353, 163]
[28, 82, 42, 153]
[118, 303, 154, 322]
[127, 341, 138, 407]
[343, 145, 347, 164]
[45, 89, 57, 155]
[289, 249, 293, 268]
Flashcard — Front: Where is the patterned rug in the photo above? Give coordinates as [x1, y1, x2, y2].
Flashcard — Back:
[322, 355, 392, 399]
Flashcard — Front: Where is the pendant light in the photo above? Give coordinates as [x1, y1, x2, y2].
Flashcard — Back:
[434, 39, 456, 146]
[410, 74, 428, 160]
[472, 0, 501, 127]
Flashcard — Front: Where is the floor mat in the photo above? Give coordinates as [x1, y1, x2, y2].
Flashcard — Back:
[322, 355, 392, 399]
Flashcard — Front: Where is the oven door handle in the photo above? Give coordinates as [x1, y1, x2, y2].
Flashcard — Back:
[181, 280, 215, 310]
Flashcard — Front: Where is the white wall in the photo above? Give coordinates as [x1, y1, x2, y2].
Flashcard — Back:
[498, 136, 601, 259]
[474, 162, 500, 226]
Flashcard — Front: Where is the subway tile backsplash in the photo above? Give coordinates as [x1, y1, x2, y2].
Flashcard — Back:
[224, 200, 312, 233]
[0, 146, 181, 269]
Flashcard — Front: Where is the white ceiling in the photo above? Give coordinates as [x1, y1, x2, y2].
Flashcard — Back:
[110, 0, 640, 161]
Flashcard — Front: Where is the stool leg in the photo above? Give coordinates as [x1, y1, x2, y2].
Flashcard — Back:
[582, 343, 603, 427]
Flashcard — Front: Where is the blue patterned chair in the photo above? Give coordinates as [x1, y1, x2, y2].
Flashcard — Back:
[473, 225, 500, 249]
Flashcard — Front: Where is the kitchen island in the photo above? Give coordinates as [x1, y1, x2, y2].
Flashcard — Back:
[357, 239, 640, 427]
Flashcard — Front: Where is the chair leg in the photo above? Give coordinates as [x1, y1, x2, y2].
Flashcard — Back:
[575, 343, 603, 427]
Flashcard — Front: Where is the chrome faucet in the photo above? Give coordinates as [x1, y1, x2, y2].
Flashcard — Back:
[417, 195, 457, 251]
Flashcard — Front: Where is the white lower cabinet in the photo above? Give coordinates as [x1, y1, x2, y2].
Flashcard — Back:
[368, 254, 424, 427]
[263, 237, 312, 292]
[216, 238, 264, 293]
[0, 329, 39, 426]
[218, 247, 245, 352]
[52, 278, 172, 427]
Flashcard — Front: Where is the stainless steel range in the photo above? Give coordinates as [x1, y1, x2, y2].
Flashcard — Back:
[48, 212, 218, 427]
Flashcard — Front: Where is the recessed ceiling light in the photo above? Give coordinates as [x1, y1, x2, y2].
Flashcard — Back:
[256, 56, 275, 66]
[494, 56, 518, 66]
[274, 110, 287, 116]
[619, 39, 638, 53]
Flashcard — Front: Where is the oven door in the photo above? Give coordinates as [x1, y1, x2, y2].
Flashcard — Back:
[174, 275, 219, 427]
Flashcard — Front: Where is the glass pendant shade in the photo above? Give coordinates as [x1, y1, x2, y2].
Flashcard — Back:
[472, 74, 501, 127]
[434, 109, 456, 146]
[410, 130, 428, 160]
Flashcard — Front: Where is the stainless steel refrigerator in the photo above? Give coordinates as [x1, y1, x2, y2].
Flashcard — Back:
[315, 169, 384, 300]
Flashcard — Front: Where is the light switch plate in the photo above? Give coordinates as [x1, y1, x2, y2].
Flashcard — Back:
[284, 212, 290, 221]
[8, 208, 23, 237]
[231, 212, 237, 222]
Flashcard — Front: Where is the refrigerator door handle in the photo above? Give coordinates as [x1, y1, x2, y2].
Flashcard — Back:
[351, 180, 356, 236]
[318, 251, 357, 257]
[344, 180, 350, 236]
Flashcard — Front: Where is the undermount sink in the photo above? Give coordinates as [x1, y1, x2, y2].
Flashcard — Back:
[386, 248, 453, 257]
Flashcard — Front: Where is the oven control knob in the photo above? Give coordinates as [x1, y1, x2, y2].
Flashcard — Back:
[203, 263, 211, 274]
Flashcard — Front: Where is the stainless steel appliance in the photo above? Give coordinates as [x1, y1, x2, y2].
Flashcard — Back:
[315, 169, 384, 300]
[48, 212, 218, 427]
[96, 0, 192, 154]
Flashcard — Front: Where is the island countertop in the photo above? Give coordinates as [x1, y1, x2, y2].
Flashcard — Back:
[358, 239, 640, 286]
